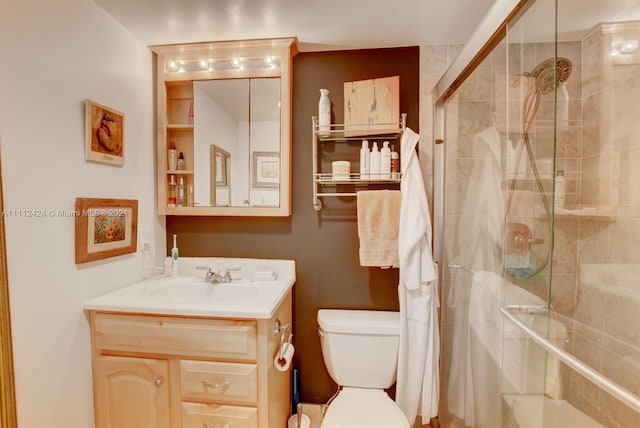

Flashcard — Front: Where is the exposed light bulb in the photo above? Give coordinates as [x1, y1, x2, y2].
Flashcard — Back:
[167, 60, 179, 71]
[198, 59, 209, 69]
[621, 39, 638, 54]
[231, 57, 242, 68]
[264, 56, 274, 67]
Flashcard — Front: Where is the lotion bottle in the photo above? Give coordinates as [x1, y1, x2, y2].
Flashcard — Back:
[391, 144, 400, 179]
[318, 89, 331, 137]
[168, 142, 178, 170]
[360, 140, 370, 180]
[170, 234, 179, 277]
[554, 170, 566, 210]
[380, 141, 391, 179]
[370, 142, 381, 180]
[177, 152, 185, 170]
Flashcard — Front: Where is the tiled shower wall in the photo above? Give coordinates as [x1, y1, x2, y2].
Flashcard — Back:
[562, 22, 640, 428]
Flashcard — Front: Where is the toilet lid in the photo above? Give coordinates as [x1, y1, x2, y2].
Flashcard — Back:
[321, 388, 410, 428]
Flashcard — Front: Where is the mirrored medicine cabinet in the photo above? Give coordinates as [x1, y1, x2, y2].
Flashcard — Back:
[151, 38, 298, 216]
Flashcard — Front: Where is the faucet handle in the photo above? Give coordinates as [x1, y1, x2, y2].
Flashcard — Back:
[223, 267, 241, 281]
[196, 266, 216, 282]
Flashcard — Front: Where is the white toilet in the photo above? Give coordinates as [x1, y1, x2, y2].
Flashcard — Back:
[317, 309, 410, 428]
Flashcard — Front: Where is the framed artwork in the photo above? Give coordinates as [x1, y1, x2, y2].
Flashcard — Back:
[75, 198, 138, 264]
[252, 151, 279, 188]
[85, 99, 125, 166]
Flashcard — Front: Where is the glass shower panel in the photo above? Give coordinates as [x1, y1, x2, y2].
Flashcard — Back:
[440, 0, 559, 426]
[439, 0, 640, 426]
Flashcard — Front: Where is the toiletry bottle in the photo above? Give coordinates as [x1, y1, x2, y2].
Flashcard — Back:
[554, 170, 566, 210]
[170, 234, 179, 277]
[167, 174, 177, 207]
[318, 89, 331, 137]
[380, 141, 391, 179]
[391, 144, 400, 179]
[177, 176, 186, 207]
[177, 152, 185, 170]
[187, 185, 194, 207]
[168, 142, 178, 170]
[360, 140, 370, 180]
[370, 142, 381, 180]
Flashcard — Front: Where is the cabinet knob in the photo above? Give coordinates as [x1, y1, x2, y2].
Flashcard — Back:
[202, 379, 230, 389]
[154, 378, 162, 387]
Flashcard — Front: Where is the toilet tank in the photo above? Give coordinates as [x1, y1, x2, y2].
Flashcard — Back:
[317, 309, 400, 389]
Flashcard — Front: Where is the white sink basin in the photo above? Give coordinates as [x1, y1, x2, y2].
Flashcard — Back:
[146, 280, 260, 304]
[84, 257, 296, 319]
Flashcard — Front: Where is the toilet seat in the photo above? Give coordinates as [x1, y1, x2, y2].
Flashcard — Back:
[320, 387, 410, 428]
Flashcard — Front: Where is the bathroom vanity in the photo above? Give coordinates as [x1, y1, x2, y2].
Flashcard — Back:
[85, 258, 295, 428]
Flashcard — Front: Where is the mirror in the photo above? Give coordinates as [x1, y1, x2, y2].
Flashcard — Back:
[193, 78, 281, 207]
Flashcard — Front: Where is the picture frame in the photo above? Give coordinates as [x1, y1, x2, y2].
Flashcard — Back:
[75, 198, 138, 264]
[85, 99, 125, 166]
[252, 151, 279, 188]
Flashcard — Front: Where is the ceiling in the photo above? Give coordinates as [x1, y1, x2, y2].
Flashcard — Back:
[93, 0, 496, 50]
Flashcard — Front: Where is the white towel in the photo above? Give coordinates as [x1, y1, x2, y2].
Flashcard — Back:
[357, 190, 401, 268]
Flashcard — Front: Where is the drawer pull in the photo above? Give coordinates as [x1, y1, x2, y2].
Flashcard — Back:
[154, 378, 162, 387]
[202, 379, 230, 389]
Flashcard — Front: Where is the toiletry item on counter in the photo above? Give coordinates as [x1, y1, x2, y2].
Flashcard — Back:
[370, 142, 381, 180]
[170, 234, 179, 277]
[360, 140, 370, 180]
[318, 89, 331, 137]
[177, 176, 186, 206]
[177, 152, 185, 170]
[167, 174, 177, 207]
[380, 141, 391, 179]
[168, 142, 178, 170]
[391, 145, 400, 179]
[554, 170, 566, 209]
[332, 161, 351, 181]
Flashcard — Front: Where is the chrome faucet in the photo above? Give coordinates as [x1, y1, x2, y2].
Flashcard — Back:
[196, 266, 240, 283]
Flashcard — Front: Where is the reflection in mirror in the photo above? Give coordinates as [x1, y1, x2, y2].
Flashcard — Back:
[193, 78, 281, 207]
[211, 145, 230, 206]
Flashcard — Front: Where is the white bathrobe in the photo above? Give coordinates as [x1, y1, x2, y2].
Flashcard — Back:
[395, 127, 439, 425]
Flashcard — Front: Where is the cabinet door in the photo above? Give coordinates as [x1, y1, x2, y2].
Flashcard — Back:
[94, 355, 170, 428]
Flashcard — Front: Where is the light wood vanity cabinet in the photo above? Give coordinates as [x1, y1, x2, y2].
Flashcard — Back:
[88, 292, 292, 428]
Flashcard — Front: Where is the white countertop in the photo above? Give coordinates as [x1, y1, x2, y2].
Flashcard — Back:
[84, 257, 295, 319]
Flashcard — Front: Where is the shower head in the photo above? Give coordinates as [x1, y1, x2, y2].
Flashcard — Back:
[529, 57, 573, 95]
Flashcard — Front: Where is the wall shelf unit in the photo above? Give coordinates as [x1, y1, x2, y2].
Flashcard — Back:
[312, 114, 406, 211]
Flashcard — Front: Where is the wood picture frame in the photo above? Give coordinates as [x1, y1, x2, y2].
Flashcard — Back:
[85, 99, 125, 166]
[252, 151, 279, 188]
[75, 198, 138, 264]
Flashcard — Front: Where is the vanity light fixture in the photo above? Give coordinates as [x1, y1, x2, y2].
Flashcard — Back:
[611, 39, 639, 56]
[198, 59, 214, 71]
[264, 56, 275, 68]
[231, 57, 243, 69]
[167, 60, 180, 71]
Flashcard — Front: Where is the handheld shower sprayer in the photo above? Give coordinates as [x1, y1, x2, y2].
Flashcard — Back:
[503, 57, 573, 278]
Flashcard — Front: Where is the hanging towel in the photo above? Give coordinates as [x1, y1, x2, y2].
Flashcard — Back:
[357, 190, 401, 268]
[395, 127, 439, 425]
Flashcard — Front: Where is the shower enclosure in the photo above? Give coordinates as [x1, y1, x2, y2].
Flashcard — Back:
[432, 0, 640, 426]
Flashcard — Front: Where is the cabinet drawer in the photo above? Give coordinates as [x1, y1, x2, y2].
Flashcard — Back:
[181, 360, 258, 404]
[181, 402, 257, 428]
[93, 313, 257, 360]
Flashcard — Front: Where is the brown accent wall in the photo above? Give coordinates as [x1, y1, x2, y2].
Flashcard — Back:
[167, 46, 420, 403]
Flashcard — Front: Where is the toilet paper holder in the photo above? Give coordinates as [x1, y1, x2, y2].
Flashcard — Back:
[274, 319, 292, 362]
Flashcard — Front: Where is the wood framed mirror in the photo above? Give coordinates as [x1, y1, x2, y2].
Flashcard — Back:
[152, 38, 297, 217]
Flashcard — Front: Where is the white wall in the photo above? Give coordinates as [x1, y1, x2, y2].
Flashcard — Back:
[0, 0, 163, 426]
